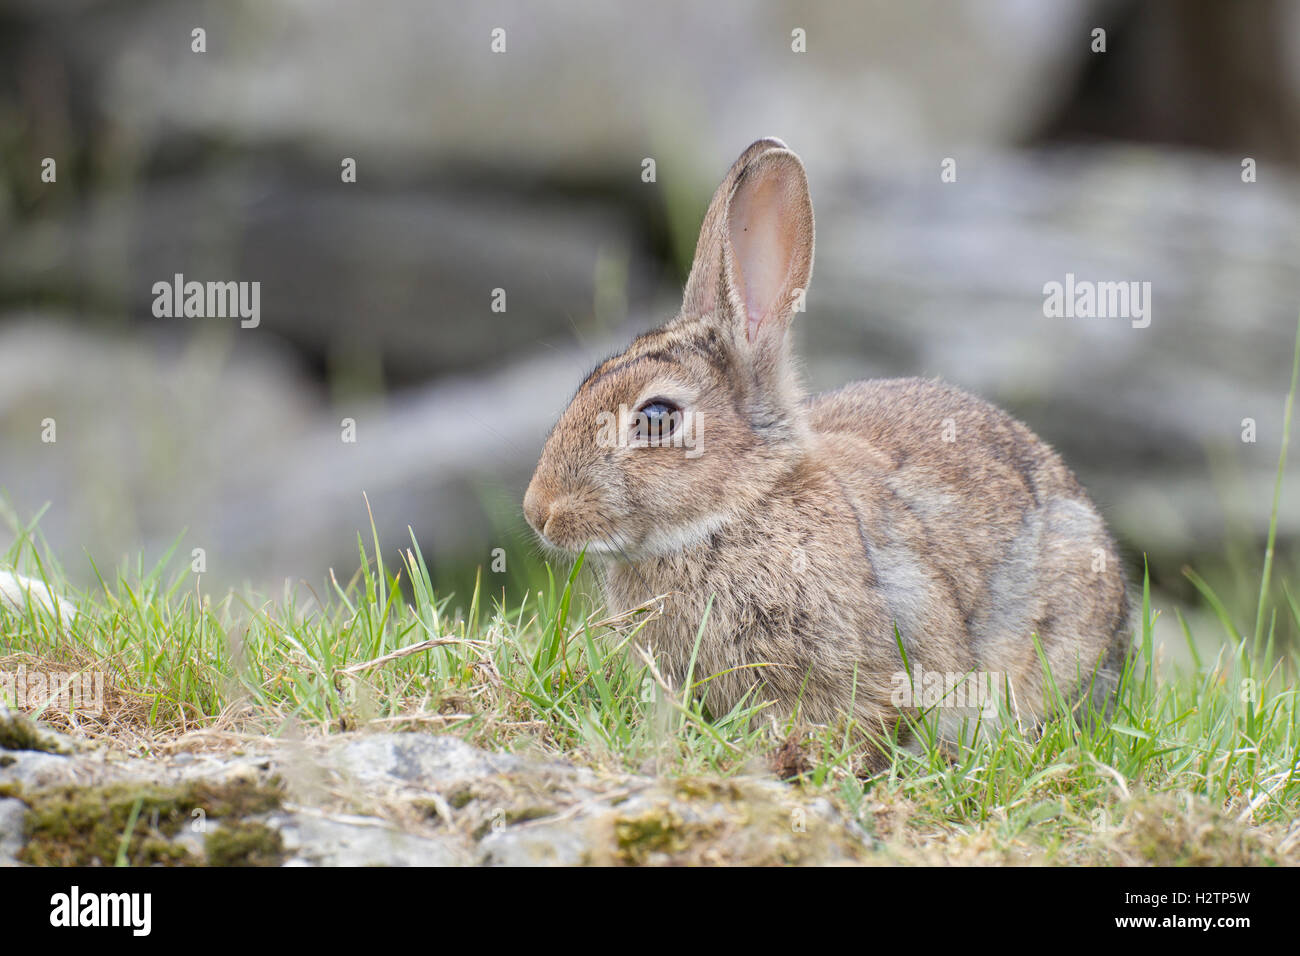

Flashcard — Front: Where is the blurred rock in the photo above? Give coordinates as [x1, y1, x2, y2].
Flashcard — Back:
[0, 706, 76, 756]
[0, 311, 590, 586]
[0, 171, 642, 384]
[0, 570, 78, 621]
[0, 797, 25, 865]
[0, 749, 79, 790]
[2, 0, 1099, 180]
[330, 733, 530, 791]
[1, 0, 1117, 386]
[273, 810, 469, 867]
[0, 729, 875, 866]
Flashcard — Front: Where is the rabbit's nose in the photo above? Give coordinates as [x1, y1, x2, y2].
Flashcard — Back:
[522, 483, 551, 535]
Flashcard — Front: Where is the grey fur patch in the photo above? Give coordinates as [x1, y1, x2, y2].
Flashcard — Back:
[1044, 497, 1101, 540]
[869, 541, 932, 652]
[969, 511, 1044, 654]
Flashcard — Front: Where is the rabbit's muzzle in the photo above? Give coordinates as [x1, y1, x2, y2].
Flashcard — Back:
[523, 480, 595, 553]
[522, 481, 559, 544]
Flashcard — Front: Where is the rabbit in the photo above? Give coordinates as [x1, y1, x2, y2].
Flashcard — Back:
[523, 138, 1131, 765]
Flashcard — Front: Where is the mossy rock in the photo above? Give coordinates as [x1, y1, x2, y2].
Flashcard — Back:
[17, 777, 284, 866]
[603, 783, 870, 866]
[0, 711, 72, 754]
[205, 821, 286, 867]
[614, 806, 717, 864]
[438, 771, 578, 838]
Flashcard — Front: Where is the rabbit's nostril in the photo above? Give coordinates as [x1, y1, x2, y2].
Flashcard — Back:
[541, 500, 569, 539]
[536, 498, 575, 543]
[522, 486, 550, 534]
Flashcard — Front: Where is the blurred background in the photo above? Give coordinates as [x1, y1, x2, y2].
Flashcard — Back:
[2, 0, 1299, 654]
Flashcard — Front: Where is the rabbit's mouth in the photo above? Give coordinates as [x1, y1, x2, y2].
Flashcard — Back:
[531, 505, 735, 564]
[524, 498, 634, 560]
[534, 528, 635, 562]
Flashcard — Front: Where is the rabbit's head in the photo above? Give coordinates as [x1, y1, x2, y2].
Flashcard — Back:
[524, 138, 815, 559]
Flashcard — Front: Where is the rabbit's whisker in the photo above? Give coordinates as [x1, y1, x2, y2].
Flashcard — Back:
[595, 528, 655, 602]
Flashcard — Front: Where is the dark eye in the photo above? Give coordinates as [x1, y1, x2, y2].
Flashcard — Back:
[634, 399, 681, 442]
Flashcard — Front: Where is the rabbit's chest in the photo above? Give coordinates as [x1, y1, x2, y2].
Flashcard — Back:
[605, 523, 892, 689]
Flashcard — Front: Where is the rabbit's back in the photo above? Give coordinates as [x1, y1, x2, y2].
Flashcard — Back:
[808, 377, 1130, 713]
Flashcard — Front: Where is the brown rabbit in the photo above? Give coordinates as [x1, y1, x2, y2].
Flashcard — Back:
[524, 138, 1131, 763]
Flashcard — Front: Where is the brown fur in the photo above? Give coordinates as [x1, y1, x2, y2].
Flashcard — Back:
[524, 139, 1131, 761]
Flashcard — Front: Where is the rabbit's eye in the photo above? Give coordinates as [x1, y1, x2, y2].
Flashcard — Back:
[633, 399, 682, 444]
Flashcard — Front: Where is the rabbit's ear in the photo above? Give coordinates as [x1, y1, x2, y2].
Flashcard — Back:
[681, 137, 791, 319]
[722, 146, 814, 346]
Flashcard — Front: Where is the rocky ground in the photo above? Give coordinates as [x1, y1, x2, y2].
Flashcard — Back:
[4, 706, 1295, 867]
[0, 708, 873, 866]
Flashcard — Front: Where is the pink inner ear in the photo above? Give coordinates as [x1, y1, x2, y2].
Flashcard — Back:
[730, 172, 796, 343]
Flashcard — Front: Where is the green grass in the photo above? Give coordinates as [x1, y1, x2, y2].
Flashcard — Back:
[2, 514, 1298, 862]
[2, 316, 1299, 864]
